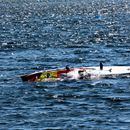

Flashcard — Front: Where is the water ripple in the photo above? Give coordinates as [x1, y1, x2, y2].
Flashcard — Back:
[1, 0, 130, 129]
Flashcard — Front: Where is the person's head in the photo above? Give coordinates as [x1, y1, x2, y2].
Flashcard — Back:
[66, 65, 70, 71]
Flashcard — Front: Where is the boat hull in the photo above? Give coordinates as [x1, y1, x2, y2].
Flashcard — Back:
[20, 66, 130, 82]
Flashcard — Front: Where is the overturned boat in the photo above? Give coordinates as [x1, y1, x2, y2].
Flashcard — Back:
[21, 63, 130, 82]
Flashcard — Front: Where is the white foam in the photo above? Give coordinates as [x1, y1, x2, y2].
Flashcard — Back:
[67, 69, 80, 80]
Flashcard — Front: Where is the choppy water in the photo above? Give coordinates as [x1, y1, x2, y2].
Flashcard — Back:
[1, 0, 130, 129]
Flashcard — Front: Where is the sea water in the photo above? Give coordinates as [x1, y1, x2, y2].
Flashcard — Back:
[0, 0, 130, 129]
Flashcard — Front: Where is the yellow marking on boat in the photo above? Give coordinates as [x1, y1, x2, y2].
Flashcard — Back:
[37, 71, 58, 81]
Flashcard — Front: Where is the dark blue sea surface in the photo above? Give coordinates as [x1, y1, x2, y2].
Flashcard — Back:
[1, 0, 130, 129]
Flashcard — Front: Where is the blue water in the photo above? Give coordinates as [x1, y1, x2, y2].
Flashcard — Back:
[1, 0, 130, 129]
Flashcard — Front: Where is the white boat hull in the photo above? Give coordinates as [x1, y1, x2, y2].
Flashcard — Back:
[67, 66, 130, 79]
